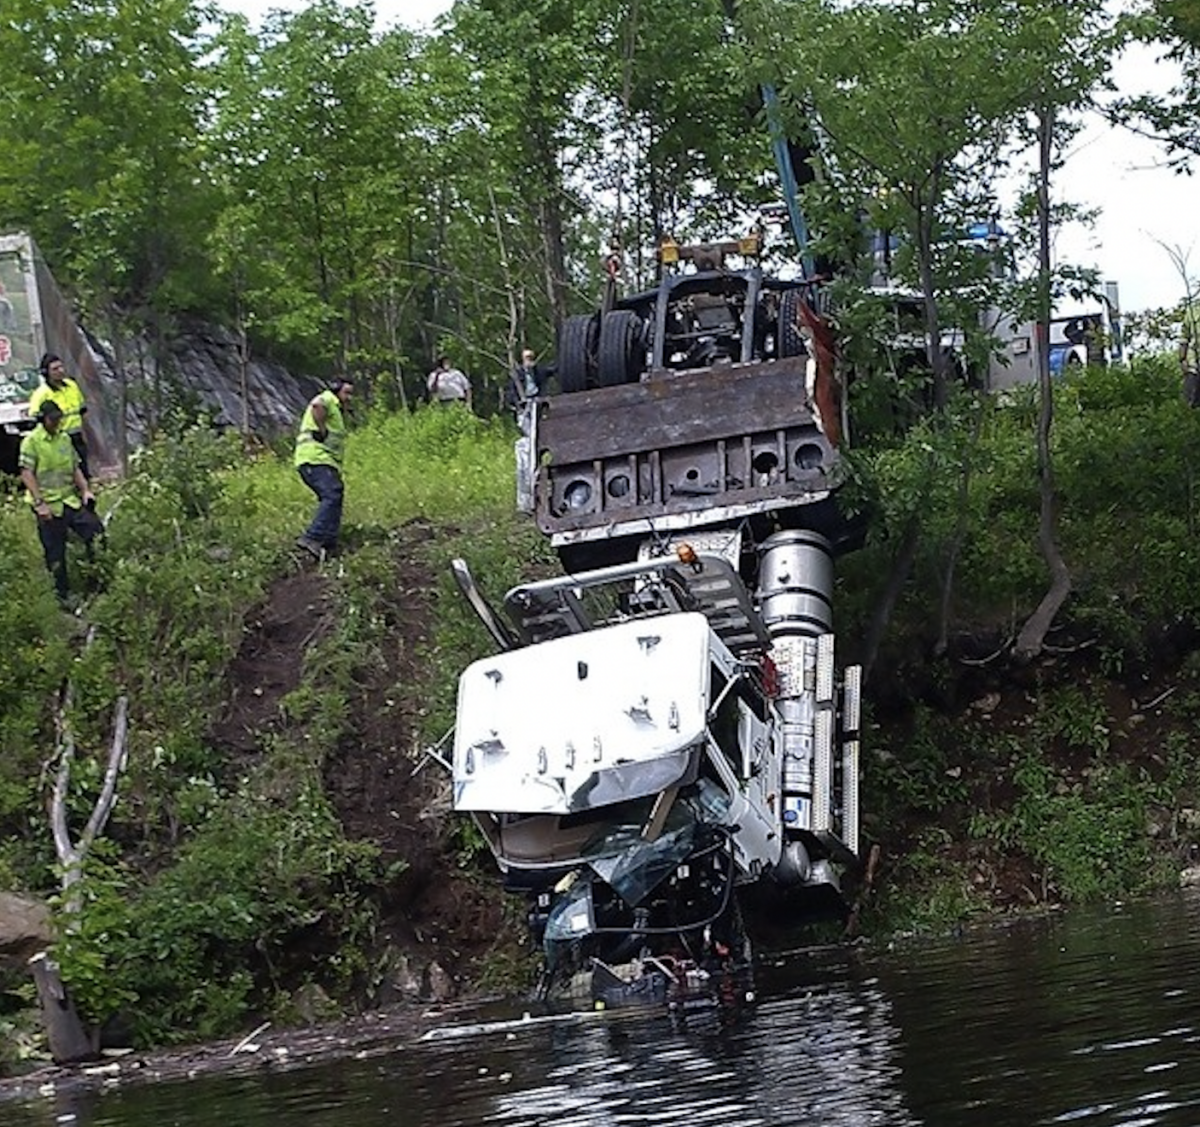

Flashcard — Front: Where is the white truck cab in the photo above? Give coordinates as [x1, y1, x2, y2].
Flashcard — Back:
[449, 536, 860, 1001]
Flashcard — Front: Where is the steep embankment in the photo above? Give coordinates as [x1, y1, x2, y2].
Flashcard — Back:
[208, 524, 524, 993]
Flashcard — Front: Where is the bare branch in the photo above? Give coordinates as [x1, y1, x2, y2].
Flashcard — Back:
[79, 696, 129, 853]
[957, 636, 1014, 667]
[49, 683, 77, 876]
[46, 624, 129, 904]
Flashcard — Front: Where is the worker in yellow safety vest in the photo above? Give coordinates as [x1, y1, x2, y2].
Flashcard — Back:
[28, 353, 91, 480]
[293, 378, 353, 559]
[19, 400, 101, 603]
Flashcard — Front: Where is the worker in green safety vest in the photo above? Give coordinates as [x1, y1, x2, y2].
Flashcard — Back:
[28, 353, 91, 480]
[293, 378, 353, 559]
[19, 400, 100, 603]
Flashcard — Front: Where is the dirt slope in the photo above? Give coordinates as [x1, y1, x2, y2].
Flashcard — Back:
[210, 526, 523, 999]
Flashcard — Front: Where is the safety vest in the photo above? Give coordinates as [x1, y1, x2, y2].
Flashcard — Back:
[28, 378, 86, 436]
[293, 390, 347, 469]
[18, 425, 81, 515]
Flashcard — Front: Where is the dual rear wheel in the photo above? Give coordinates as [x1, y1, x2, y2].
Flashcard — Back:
[557, 310, 646, 393]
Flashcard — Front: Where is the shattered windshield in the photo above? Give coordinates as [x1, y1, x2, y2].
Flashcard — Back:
[584, 823, 700, 908]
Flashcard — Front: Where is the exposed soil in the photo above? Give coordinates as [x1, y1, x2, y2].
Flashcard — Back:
[209, 521, 522, 991]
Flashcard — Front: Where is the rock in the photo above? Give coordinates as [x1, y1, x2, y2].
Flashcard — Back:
[0, 892, 52, 965]
[377, 950, 423, 1006]
[292, 982, 338, 1025]
[426, 961, 455, 1003]
[971, 692, 1002, 714]
[80, 318, 322, 477]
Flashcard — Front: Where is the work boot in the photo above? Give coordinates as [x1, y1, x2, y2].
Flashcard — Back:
[295, 536, 325, 562]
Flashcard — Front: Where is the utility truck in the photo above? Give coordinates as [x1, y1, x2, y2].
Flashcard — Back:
[0, 233, 46, 473]
[447, 234, 864, 1005]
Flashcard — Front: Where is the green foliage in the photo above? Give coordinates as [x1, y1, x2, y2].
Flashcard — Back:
[61, 789, 383, 1043]
[968, 749, 1162, 903]
[30, 413, 535, 1044]
[837, 355, 1200, 652]
[867, 828, 987, 935]
[0, 1011, 42, 1072]
[1033, 684, 1110, 756]
[51, 848, 139, 1026]
[0, 506, 72, 816]
[864, 705, 972, 822]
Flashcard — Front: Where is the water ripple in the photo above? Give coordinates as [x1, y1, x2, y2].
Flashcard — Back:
[13, 891, 1200, 1127]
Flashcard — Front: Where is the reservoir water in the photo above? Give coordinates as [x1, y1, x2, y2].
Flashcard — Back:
[7, 890, 1200, 1127]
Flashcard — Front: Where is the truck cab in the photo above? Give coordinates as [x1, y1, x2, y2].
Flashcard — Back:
[450, 534, 861, 1000]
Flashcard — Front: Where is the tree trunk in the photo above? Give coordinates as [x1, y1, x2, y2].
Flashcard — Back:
[235, 285, 251, 438]
[1015, 102, 1071, 660]
[29, 952, 96, 1064]
[860, 513, 922, 684]
[913, 174, 951, 412]
[528, 116, 569, 329]
[936, 403, 986, 655]
[488, 183, 521, 386]
[107, 306, 130, 477]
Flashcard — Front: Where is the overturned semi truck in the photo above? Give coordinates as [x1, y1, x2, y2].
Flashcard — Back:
[446, 236, 868, 1005]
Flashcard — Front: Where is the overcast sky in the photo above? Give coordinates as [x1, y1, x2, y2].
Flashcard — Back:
[219, 0, 1195, 314]
[221, 0, 444, 32]
[1054, 41, 1195, 316]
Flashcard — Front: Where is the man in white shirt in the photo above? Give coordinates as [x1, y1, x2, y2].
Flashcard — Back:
[426, 355, 472, 410]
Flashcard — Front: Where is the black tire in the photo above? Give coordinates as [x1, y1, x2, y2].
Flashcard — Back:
[557, 314, 598, 394]
[597, 309, 646, 387]
[777, 289, 808, 359]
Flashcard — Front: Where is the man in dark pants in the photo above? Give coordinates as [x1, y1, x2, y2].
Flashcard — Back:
[293, 378, 353, 559]
[19, 401, 99, 603]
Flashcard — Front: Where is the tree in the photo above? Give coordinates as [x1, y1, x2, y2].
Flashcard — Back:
[738, 0, 1120, 668]
[1120, 1, 1200, 167]
[1004, 1, 1120, 659]
[0, 0, 221, 440]
[739, 0, 1029, 409]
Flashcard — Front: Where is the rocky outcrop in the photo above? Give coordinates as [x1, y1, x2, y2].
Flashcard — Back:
[156, 323, 321, 438]
[0, 892, 52, 966]
[79, 321, 323, 476]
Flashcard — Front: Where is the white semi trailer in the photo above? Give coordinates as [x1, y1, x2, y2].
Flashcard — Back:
[0, 233, 48, 471]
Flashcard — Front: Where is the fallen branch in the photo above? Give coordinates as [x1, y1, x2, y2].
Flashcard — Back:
[230, 1021, 272, 1056]
[1041, 637, 1097, 655]
[1136, 686, 1177, 712]
[956, 635, 1014, 667]
[51, 691, 129, 916]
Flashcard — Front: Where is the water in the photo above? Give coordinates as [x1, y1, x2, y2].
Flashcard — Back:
[6, 890, 1200, 1127]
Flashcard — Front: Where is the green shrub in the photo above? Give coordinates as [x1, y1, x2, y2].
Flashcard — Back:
[59, 788, 382, 1043]
[968, 750, 1161, 903]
